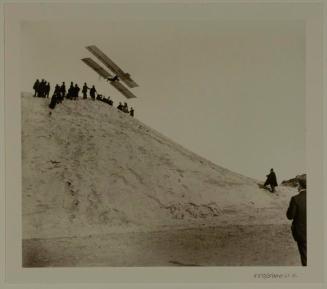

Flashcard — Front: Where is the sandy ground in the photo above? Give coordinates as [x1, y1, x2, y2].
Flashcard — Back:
[21, 95, 301, 267]
[23, 224, 300, 267]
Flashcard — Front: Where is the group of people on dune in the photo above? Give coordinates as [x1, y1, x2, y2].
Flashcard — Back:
[33, 79, 135, 117]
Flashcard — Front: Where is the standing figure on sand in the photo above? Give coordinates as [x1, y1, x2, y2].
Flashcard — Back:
[33, 79, 40, 97]
[90, 85, 97, 100]
[82, 83, 89, 99]
[263, 168, 278, 193]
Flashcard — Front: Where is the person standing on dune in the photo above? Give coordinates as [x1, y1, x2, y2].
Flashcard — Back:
[90, 85, 97, 100]
[263, 168, 278, 192]
[33, 79, 39, 97]
[60, 82, 66, 100]
[82, 83, 89, 99]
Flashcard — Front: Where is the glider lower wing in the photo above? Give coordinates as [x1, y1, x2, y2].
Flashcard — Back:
[110, 81, 136, 99]
[86, 45, 139, 88]
[81, 57, 136, 99]
[81, 58, 112, 79]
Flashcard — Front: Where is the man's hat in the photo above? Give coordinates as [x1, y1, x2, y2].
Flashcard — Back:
[296, 174, 306, 188]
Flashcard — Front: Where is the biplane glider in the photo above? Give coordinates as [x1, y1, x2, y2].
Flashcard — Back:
[81, 45, 138, 99]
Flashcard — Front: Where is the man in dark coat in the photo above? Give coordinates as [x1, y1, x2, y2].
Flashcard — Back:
[39, 79, 46, 97]
[117, 102, 123, 110]
[130, 107, 134, 117]
[73, 84, 80, 100]
[45, 82, 50, 98]
[67, 82, 74, 99]
[90, 85, 96, 100]
[82, 83, 89, 99]
[103, 96, 109, 104]
[264, 168, 278, 192]
[33, 79, 39, 97]
[60, 82, 66, 99]
[49, 85, 60, 109]
[122, 102, 129, 113]
[286, 174, 306, 266]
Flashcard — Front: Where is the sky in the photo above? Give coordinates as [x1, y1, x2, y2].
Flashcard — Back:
[20, 19, 305, 181]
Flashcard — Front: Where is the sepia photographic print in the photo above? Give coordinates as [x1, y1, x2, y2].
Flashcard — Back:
[1, 1, 325, 288]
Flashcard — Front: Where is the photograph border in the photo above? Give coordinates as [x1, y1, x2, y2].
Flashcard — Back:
[1, 0, 326, 288]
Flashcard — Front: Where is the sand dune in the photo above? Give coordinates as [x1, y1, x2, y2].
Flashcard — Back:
[21, 94, 299, 266]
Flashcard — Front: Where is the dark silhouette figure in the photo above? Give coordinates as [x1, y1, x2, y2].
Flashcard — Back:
[130, 107, 134, 117]
[33, 79, 40, 97]
[49, 96, 57, 109]
[102, 96, 109, 104]
[54, 85, 61, 100]
[117, 102, 123, 110]
[73, 84, 80, 100]
[102, 96, 108, 104]
[45, 82, 50, 98]
[42, 79, 47, 97]
[287, 174, 307, 266]
[264, 168, 278, 192]
[60, 82, 66, 99]
[122, 102, 129, 113]
[107, 75, 119, 82]
[38, 79, 43, 97]
[39, 79, 46, 97]
[105, 96, 113, 106]
[82, 83, 89, 99]
[49, 85, 60, 109]
[67, 82, 74, 99]
[90, 85, 96, 100]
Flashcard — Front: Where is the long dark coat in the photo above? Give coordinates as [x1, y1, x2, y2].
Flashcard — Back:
[49, 95, 57, 109]
[287, 190, 306, 242]
[265, 171, 278, 187]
